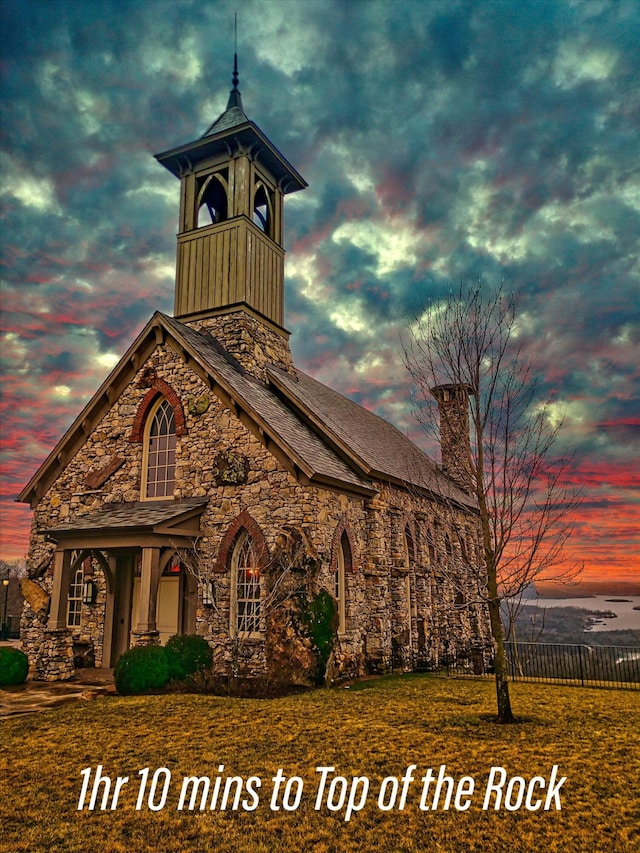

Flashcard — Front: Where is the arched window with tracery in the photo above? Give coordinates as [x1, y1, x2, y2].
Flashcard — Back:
[231, 531, 261, 636]
[143, 398, 176, 499]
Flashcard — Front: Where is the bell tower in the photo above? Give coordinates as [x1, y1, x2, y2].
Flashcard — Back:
[155, 57, 306, 361]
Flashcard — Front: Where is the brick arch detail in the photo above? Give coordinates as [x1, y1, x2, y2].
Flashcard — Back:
[213, 509, 270, 574]
[129, 378, 187, 442]
[330, 517, 357, 573]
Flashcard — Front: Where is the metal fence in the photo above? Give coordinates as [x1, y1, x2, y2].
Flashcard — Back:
[447, 642, 640, 690]
[0, 615, 20, 641]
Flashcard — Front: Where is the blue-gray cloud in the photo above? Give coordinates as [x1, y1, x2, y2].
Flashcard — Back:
[1, 0, 638, 576]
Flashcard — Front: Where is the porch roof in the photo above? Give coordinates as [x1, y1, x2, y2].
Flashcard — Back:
[44, 497, 208, 543]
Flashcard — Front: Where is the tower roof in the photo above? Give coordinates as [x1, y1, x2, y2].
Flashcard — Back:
[203, 53, 249, 134]
[154, 56, 306, 193]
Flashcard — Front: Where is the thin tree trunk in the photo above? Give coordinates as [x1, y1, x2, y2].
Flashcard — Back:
[476, 441, 515, 723]
[487, 577, 514, 722]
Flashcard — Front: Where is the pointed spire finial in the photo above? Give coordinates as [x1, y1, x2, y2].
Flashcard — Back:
[227, 13, 243, 110]
[232, 52, 239, 91]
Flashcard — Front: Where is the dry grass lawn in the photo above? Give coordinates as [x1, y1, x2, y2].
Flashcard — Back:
[1, 674, 638, 853]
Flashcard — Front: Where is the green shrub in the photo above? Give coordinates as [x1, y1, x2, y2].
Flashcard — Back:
[0, 646, 29, 686]
[114, 645, 170, 695]
[0, 646, 29, 687]
[298, 589, 338, 685]
[165, 634, 213, 681]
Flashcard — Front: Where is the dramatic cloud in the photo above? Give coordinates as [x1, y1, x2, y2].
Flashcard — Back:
[1, 0, 638, 580]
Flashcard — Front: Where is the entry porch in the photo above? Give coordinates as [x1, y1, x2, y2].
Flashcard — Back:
[35, 498, 207, 681]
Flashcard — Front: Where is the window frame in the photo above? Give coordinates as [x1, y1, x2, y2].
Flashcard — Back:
[334, 531, 352, 634]
[230, 531, 262, 638]
[141, 397, 177, 501]
[252, 181, 274, 238]
[403, 526, 416, 630]
[66, 565, 84, 629]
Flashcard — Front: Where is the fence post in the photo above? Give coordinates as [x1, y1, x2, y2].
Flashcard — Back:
[578, 644, 585, 687]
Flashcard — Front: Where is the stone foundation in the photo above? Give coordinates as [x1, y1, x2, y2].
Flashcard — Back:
[34, 629, 74, 681]
[130, 630, 161, 647]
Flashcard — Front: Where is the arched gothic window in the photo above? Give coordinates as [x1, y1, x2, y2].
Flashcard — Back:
[197, 173, 229, 227]
[231, 531, 261, 636]
[426, 531, 435, 565]
[444, 534, 454, 564]
[403, 527, 415, 569]
[143, 398, 176, 499]
[402, 527, 414, 631]
[459, 536, 468, 563]
[252, 183, 273, 236]
[335, 532, 351, 633]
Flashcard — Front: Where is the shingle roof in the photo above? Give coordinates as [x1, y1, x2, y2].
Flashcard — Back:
[204, 104, 249, 135]
[17, 310, 475, 510]
[267, 365, 475, 507]
[163, 315, 475, 507]
[161, 315, 374, 494]
[47, 497, 208, 537]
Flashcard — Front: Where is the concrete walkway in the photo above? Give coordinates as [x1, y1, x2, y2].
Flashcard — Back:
[1, 646, 116, 718]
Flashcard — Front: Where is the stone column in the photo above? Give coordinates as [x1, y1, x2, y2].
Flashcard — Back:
[429, 383, 474, 493]
[131, 546, 161, 646]
[363, 497, 392, 673]
[35, 629, 74, 681]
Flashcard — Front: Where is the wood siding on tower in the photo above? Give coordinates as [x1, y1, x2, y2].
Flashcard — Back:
[176, 218, 284, 326]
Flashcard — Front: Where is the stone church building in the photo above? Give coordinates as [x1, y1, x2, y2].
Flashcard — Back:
[18, 64, 490, 683]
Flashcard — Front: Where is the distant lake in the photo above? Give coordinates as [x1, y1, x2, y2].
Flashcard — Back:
[519, 596, 640, 632]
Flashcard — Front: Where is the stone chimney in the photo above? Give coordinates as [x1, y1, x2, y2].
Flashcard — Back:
[429, 383, 474, 493]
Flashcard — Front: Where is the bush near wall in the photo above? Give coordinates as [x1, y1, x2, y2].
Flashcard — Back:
[165, 633, 213, 681]
[114, 645, 170, 695]
[0, 646, 29, 686]
[114, 636, 215, 695]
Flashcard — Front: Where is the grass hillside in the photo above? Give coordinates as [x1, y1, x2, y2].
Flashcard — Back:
[1, 674, 638, 853]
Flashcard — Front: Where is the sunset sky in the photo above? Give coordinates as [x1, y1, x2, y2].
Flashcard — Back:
[1, 0, 638, 581]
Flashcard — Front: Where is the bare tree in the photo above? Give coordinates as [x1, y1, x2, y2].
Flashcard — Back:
[404, 281, 582, 722]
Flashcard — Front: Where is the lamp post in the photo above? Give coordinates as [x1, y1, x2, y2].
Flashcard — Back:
[1, 578, 9, 640]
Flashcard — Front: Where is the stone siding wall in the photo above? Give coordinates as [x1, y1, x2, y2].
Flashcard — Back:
[190, 311, 295, 380]
[431, 385, 473, 493]
[22, 339, 489, 682]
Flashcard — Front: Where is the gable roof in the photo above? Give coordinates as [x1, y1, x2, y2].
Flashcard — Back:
[16, 312, 373, 507]
[159, 314, 374, 495]
[17, 312, 476, 511]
